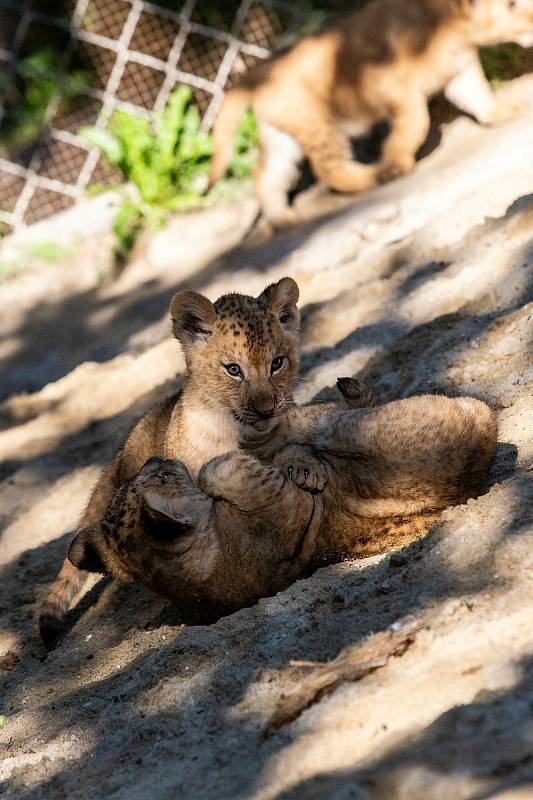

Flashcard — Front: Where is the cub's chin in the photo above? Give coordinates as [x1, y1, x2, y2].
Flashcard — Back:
[234, 413, 279, 441]
[252, 417, 278, 433]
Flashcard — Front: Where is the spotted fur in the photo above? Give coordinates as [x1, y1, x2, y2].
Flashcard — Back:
[68, 383, 497, 614]
[39, 277, 304, 647]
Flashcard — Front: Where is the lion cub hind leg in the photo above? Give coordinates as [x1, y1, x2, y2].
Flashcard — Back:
[272, 378, 374, 492]
[273, 444, 329, 493]
[255, 122, 303, 226]
[453, 396, 498, 497]
[39, 557, 91, 649]
[290, 117, 378, 194]
[444, 58, 528, 126]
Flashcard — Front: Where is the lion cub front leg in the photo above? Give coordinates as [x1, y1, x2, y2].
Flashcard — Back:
[199, 452, 289, 511]
[378, 94, 430, 183]
[273, 379, 374, 492]
[272, 444, 328, 493]
[287, 113, 378, 194]
[445, 58, 527, 125]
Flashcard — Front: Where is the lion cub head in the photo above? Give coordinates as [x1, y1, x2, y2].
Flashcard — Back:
[170, 277, 300, 434]
[465, 0, 533, 47]
[68, 457, 215, 604]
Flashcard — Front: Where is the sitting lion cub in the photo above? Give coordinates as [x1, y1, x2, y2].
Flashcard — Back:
[68, 382, 497, 614]
[39, 277, 308, 647]
[209, 0, 533, 224]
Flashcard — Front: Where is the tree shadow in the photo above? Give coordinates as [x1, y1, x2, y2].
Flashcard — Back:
[1, 169, 532, 797]
[1, 472, 532, 798]
[264, 652, 533, 800]
[0, 189, 360, 403]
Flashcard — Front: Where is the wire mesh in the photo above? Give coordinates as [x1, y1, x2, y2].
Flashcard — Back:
[0, 0, 315, 231]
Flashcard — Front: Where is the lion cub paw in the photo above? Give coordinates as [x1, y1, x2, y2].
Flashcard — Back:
[337, 377, 375, 409]
[274, 446, 328, 493]
[377, 155, 416, 184]
[286, 460, 328, 493]
[482, 96, 529, 126]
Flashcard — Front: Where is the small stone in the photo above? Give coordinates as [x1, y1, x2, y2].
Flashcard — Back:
[389, 553, 408, 568]
[0, 651, 20, 671]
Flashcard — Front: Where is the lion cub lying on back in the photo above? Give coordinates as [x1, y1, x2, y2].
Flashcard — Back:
[68, 382, 497, 613]
[210, 0, 533, 224]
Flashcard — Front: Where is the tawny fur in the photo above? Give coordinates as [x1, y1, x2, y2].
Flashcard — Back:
[209, 0, 533, 224]
[39, 277, 305, 647]
[68, 382, 497, 615]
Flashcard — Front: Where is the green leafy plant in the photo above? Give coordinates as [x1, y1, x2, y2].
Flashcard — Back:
[228, 108, 259, 179]
[80, 86, 213, 213]
[112, 198, 146, 264]
[79, 85, 258, 263]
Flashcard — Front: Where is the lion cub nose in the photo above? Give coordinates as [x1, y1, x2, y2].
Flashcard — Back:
[250, 393, 276, 417]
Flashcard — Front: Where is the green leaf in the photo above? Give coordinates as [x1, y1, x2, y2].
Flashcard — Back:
[77, 84, 258, 257]
[113, 198, 144, 261]
[16, 49, 59, 79]
[229, 108, 259, 178]
[79, 126, 123, 165]
[158, 85, 192, 167]
[26, 241, 69, 262]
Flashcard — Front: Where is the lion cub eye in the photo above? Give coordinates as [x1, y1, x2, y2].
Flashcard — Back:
[224, 363, 243, 379]
[271, 356, 285, 374]
[157, 473, 169, 484]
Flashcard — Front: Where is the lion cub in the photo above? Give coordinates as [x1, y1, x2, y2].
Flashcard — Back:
[39, 277, 303, 647]
[209, 0, 533, 224]
[68, 383, 497, 614]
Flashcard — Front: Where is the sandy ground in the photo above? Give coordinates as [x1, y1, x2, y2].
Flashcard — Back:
[1, 82, 533, 799]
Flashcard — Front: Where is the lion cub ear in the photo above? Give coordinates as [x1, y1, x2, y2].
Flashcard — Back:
[143, 490, 195, 536]
[259, 277, 300, 333]
[170, 290, 217, 347]
[68, 525, 107, 574]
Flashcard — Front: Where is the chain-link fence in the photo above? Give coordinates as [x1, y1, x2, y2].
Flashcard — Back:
[0, 0, 323, 234]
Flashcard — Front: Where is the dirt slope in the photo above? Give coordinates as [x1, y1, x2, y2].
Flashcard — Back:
[1, 84, 533, 799]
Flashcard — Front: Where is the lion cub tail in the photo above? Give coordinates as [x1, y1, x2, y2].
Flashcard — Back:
[208, 87, 253, 188]
[39, 556, 89, 649]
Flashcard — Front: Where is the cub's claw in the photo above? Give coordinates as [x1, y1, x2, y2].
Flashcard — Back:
[283, 460, 328, 493]
[274, 445, 328, 493]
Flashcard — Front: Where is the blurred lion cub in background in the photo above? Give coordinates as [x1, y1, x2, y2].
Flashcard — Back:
[210, 0, 533, 224]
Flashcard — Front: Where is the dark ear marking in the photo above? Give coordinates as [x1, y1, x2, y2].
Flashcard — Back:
[138, 457, 165, 479]
[68, 526, 107, 574]
[170, 290, 217, 345]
